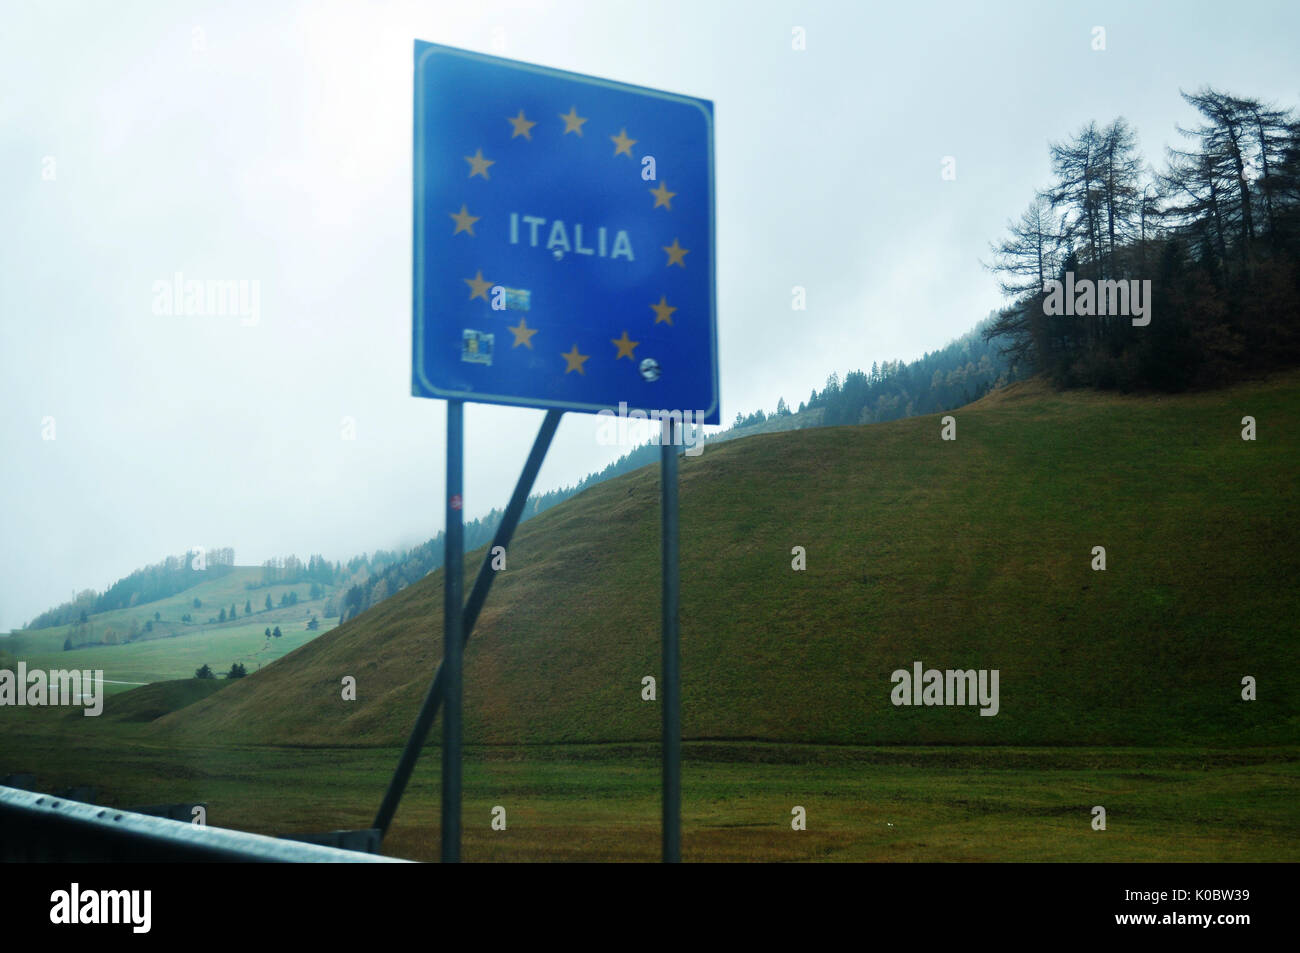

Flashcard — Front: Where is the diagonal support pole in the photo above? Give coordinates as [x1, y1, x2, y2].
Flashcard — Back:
[373, 408, 564, 841]
[660, 418, 681, 863]
[442, 400, 463, 862]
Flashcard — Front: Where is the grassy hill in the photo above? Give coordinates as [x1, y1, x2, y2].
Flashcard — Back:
[97, 677, 230, 722]
[2, 567, 338, 691]
[153, 372, 1300, 749]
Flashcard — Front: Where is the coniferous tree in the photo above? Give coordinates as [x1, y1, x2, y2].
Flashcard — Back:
[987, 85, 1300, 390]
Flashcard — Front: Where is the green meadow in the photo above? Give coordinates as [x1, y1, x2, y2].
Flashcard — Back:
[12, 620, 332, 692]
[3, 703, 1295, 861]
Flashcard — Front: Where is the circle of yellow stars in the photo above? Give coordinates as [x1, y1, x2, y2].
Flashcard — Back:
[449, 104, 691, 378]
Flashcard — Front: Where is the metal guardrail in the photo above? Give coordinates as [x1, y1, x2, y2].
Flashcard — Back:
[127, 802, 205, 822]
[0, 786, 409, 862]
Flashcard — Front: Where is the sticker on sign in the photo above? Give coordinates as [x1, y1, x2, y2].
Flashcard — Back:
[411, 40, 719, 424]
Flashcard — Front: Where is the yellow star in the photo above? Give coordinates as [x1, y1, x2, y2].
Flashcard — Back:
[662, 238, 689, 268]
[506, 109, 536, 140]
[559, 106, 588, 136]
[650, 296, 677, 325]
[464, 148, 495, 179]
[449, 204, 480, 236]
[649, 181, 676, 210]
[611, 330, 639, 359]
[508, 317, 538, 349]
[463, 270, 492, 301]
[561, 343, 590, 374]
[610, 127, 637, 157]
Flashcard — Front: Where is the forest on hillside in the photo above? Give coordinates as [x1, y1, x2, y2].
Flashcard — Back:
[24, 549, 235, 630]
[985, 87, 1300, 390]
[755, 317, 1027, 429]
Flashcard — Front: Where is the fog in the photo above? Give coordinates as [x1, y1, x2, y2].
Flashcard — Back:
[2, 0, 1296, 630]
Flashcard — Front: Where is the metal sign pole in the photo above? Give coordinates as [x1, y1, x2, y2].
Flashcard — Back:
[661, 419, 681, 863]
[372, 410, 562, 840]
[442, 399, 464, 863]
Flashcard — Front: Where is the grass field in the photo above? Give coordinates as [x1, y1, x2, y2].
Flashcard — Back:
[2, 707, 1295, 861]
[12, 617, 335, 693]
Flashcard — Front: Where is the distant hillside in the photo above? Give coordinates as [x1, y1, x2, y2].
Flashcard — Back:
[23, 549, 237, 631]
[7, 568, 334, 653]
[4, 567, 341, 689]
[153, 371, 1300, 748]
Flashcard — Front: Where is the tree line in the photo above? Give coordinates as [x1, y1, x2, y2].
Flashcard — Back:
[984, 86, 1300, 390]
[792, 319, 1021, 427]
[195, 662, 245, 680]
[257, 554, 337, 586]
[27, 549, 235, 630]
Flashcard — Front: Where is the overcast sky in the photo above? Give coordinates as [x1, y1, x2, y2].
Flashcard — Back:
[2, 0, 1297, 631]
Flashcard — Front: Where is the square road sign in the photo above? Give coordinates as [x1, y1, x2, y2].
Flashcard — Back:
[412, 41, 719, 424]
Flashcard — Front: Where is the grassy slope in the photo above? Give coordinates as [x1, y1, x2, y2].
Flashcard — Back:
[16, 619, 334, 691]
[4, 568, 327, 653]
[153, 372, 1300, 748]
[4, 568, 337, 690]
[97, 677, 230, 722]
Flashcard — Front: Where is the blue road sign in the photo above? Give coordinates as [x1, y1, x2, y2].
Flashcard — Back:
[412, 41, 719, 424]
